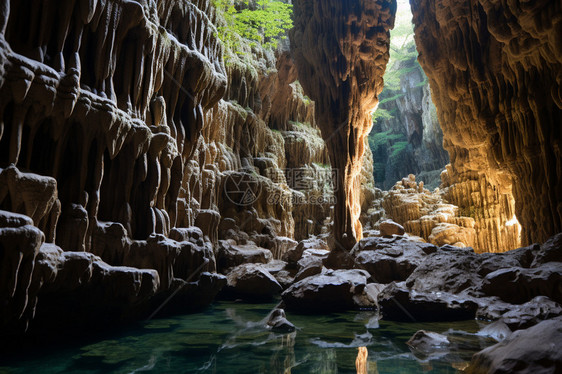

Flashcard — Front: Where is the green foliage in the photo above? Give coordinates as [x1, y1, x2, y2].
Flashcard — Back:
[213, 0, 293, 53]
[372, 108, 394, 122]
[390, 141, 409, 159]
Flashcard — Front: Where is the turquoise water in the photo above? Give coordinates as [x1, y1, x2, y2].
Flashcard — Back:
[0, 301, 495, 373]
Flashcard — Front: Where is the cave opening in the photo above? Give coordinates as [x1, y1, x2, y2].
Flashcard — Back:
[368, 0, 448, 191]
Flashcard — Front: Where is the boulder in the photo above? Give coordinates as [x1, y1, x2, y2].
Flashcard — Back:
[377, 282, 478, 322]
[379, 220, 405, 236]
[283, 237, 328, 267]
[531, 233, 562, 266]
[224, 263, 282, 300]
[266, 308, 296, 333]
[406, 330, 450, 355]
[477, 296, 562, 330]
[282, 269, 375, 312]
[466, 317, 562, 374]
[480, 263, 562, 304]
[216, 240, 273, 273]
[353, 236, 436, 283]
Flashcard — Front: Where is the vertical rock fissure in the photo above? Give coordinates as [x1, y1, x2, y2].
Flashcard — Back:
[291, 0, 396, 250]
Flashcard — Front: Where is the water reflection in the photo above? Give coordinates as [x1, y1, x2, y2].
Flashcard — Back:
[0, 301, 496, 374]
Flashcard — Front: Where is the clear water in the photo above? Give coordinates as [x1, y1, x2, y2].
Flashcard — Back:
[0, 301, 496, 374]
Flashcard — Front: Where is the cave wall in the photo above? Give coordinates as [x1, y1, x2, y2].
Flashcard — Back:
[291, 0, 396, 250]
[411, 0, 562, 246]
[0, 0, 352, 337]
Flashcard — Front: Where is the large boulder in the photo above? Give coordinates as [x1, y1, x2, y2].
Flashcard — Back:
[479, 263, 562, 304]
[353, 236, 437, 283]
[377, 282, 478, 322]
[466, 317, 562, 374]
[282, 269, 375, 312]
[216, 240, 273, 273]
[224, 263, 282, 300]
[476, 296, 562, 330]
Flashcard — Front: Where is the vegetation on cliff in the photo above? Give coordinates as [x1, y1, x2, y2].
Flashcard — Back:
[212, 0, 293, 54]
[368, 0, 447, 190]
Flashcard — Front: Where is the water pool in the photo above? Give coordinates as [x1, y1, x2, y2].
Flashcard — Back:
[0, 301, 495, 373]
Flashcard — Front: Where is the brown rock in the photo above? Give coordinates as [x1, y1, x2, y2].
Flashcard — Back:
[291, 0, 395, 249]
[379, 220, 405, 236]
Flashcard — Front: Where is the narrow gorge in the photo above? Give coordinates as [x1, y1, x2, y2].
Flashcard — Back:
[0, 0, 561, 373]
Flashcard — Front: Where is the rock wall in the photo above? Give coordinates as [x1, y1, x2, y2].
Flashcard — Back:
[411, 0, 562, 246]
[0, 0, 354, 338]
[291, 0, 396, 250]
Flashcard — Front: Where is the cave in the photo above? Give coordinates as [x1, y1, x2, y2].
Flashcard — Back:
[0, 0, 561, 372]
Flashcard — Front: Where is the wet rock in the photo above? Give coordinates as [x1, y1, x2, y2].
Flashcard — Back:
[379, 220, 405, 237]
[294, 261, 324, 282]
[353, 236, 437, 283]
[282, 269, 374, 312]
[466, 317, 562, 374]
[477, 296, 562, 330]
[480, 263, 562, 304]
[406, 330, 450, 355]
[216, 240, 273, 273]
[224, 263, 282, 301]
[284, 237, 328, 268]
[267, 308, 296, 333]
[477, 320, 512, 342]
[377, 282, 478, 322]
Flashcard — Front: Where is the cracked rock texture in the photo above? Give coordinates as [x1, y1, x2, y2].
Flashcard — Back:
[411, 0, 562, 246]
[291, 0, 396, 249]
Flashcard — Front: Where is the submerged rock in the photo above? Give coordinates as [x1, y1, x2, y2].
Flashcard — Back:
[266, 308, 296, 333]
[406, 330, 451, 355]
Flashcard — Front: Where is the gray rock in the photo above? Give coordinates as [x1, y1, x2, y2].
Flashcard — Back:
[282, 269, 374, 312]
[216, 240, 273, 273]
[477, 296, 562, 330]
[267, 308, 296, 333]
[353, 236, 436, 283]
[377, 282, 478, 322]
[466, 317, 562, 374]
[480, 263, 562, 304]
[406, 330, 450, 354]
[225, 263, 282, 300]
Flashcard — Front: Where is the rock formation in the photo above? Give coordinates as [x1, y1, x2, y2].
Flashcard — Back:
[0, 0, 379, 339]
[411, 0, 562, 246]
[291, 0, 396, 249]
[378, 173, 520, 252]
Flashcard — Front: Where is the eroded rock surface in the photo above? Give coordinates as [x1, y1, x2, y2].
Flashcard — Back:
[291, 0, 396, 249]
[411, 0, 562, 246]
